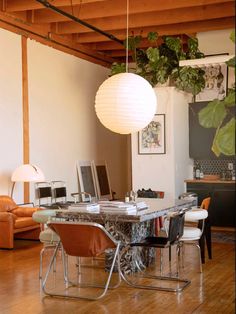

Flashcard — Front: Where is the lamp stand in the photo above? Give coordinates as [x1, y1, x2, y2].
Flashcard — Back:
[10, 182, 15, 198]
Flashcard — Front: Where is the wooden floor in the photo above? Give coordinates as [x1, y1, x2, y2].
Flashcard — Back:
[0, 239, 235, 314]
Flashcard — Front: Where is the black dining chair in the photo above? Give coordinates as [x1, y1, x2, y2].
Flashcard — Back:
[120, 211, 191, 292]
[35, 181, 60, 209]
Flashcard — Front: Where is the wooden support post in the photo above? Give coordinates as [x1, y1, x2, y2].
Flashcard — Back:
[21, 36, 30, 203]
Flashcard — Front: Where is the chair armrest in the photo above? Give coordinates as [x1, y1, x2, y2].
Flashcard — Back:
[0, 211, 17, 222]
[11, 206, 41, 217]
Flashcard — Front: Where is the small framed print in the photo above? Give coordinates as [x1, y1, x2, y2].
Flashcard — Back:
[196, 54, 228, 102]
[138, 114, 166, 155]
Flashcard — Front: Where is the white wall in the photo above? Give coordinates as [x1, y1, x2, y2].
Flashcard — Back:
[0, 28, 130, 204]
[0, 28, 129, 204]
[131, 87, 192, 199]
[197, 29, 235, 55]
[28, 40, 109, 202]
[0, 29, 23, 201]
[96, 122, 129, 199]
[172, 90, 193, 197]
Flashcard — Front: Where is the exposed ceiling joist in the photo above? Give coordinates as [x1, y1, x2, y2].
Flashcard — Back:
[10, 0, 233, 23]
[0, 0, 234, 65]
[75, 17, 235, 43]
[4, 0, 106, 12]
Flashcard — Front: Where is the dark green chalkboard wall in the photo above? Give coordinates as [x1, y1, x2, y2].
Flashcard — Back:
[189, 101, 232, 159]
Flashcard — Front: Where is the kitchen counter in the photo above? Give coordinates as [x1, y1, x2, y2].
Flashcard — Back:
[185, 180, 235, 227]
[185, 179, 235, 184]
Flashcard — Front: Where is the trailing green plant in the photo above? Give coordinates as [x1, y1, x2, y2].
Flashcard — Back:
[110, 32, 205, 95]
[198, 30, 235, 157]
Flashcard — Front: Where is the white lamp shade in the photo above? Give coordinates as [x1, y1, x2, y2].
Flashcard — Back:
[95, 73, 157, 134]
[11, 164, 45, 182]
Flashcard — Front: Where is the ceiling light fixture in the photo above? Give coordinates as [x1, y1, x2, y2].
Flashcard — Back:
[36, 0, 157, 134]
[94, 0, 157, 134]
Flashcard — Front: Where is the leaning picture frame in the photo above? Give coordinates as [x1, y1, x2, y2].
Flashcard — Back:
[138, 114, 166, 154]
[196, 53, 228, 102]
[76, 160, 98, 201]
[93, 160, 112, 201]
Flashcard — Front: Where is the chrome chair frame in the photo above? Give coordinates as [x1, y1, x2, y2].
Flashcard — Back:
[42, 221, 121, 300]
[119, 211, 191, 292]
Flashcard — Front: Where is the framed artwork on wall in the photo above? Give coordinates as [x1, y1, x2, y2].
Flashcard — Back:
[196, 54, 228, 102]
[138, 114, 166, 155]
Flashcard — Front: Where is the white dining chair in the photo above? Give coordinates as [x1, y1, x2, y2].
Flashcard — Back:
[32, 209, 60, 280]
[180, 208, 208, 272]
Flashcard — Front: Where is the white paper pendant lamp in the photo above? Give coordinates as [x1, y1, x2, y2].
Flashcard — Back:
[95, 73, 157, 134]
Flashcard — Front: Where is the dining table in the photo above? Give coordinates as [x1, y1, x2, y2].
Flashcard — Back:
[53, 197, 194, 272]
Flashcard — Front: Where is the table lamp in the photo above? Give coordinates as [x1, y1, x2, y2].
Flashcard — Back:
[11, 164, 45, 198]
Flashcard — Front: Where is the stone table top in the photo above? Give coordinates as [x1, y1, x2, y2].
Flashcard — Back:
[54, 198, 194, 223]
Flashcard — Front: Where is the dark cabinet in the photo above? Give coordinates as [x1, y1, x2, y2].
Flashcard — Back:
[186, 182, 235, 227]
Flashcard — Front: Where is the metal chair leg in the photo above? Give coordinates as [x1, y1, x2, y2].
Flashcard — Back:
[42, 242, 121, 300]
[160, 248, 163, 275]
[181, 242, 203, 273]
[195, 243, 203, 273]
[39, 247, 45, 280]
[120, 245, 191, 293]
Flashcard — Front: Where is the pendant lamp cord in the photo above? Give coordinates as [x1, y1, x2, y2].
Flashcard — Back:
[126, 0, 129, 73]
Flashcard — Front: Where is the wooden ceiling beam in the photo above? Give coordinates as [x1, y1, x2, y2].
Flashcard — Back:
[75, 17, 235, 43]
[11, 0, 234, 24]
[106, 50, 133, 57]
[0, 10, 115, 66]
[56, 2, 234, 34]
[5, 0, 106, 12]
[86, 36, 189, 51]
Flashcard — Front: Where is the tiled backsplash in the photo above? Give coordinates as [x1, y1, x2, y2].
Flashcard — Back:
[194, 159, 235, 175]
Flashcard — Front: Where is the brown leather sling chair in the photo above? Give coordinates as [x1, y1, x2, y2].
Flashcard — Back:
[42, 221, 121, 300]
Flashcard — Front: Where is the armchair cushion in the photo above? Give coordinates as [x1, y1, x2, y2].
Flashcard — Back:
[14, 217, 38, 229]
[0, 195, 17, 212]
[11, 207, 40, 217]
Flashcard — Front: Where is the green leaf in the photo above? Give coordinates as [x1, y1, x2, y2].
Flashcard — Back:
[124, 35, 142, 51]
[230, 29, 235, 43]
[187, 37, 205, 59]
[223, 90, 236, 107]
[213, 118, 235, 156]
[226, 56, 235, 68]
[146, 47, 159, 63]
[172, 67, 205, 95]
[211, 136, 221, 157]
[147, 32, 158, 42]
[110, 62, 126, 76]
[198, 100, 227, 128]
[164, 36, 182, 56]
[188, 37, 198, 52]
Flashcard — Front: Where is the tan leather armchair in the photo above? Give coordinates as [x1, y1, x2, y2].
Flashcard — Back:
[0, 195, 41, 249]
